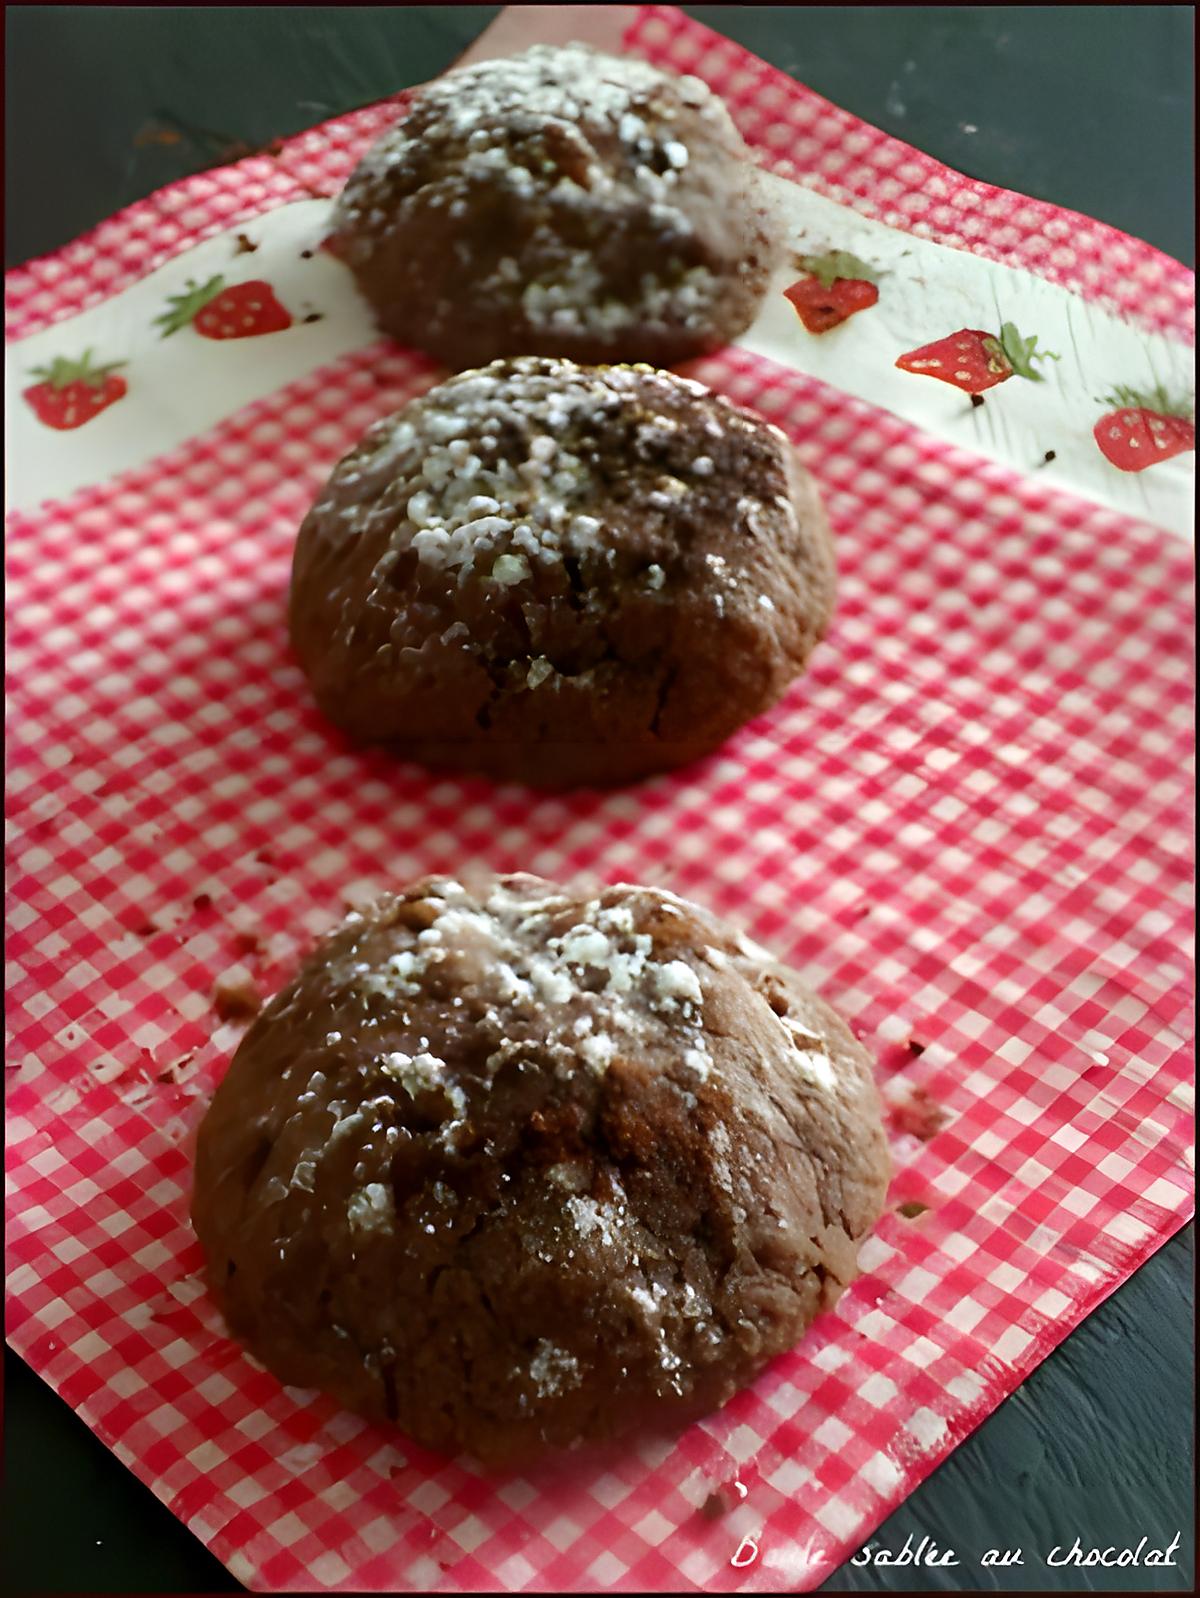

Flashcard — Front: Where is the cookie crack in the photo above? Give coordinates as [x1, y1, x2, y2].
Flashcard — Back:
[649, 660, 680, 738]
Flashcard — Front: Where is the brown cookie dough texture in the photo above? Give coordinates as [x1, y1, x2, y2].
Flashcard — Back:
[192, 873, 889, 1465]
[326, 43, 783, 367]
[289, 358, 835, 786]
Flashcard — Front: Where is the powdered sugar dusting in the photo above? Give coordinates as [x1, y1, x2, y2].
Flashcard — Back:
[529, 1339, 582, 1399]
[347, 1182, 395, 1235]
[580, 1033, 617, 1072]
[378, 1049, 468, 1122]
[520, 255, 718, 338]
[342, 359, 734, 608]
[653, 960, 704, 1006]
[778, 1014, 838, 1092]
[566, 1194, 627, 1249]
[379, 1049, 444, 1095]
[339, 877, 718, 1102]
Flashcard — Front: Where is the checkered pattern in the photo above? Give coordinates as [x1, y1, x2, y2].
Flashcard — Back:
[6, 7, 1195, 1593]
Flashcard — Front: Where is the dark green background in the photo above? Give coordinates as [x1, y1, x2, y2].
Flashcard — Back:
[4, 6, 1195, 1593]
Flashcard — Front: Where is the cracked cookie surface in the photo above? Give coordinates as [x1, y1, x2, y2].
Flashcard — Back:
[191, 872, 888, 1465]
[327, 43, 783, 368]
[288, 357, 835, 786]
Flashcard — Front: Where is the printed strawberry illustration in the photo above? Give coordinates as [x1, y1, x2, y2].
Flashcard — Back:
[1093, 384, 1195, 473]
[23, 350, 127, 430]
[784, 250, 880, 333]
[155, 275, 292, 339]
[896, 322, 1057, 394]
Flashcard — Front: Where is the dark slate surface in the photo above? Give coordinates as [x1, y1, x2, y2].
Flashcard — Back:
[3, 6, 1194, 1592]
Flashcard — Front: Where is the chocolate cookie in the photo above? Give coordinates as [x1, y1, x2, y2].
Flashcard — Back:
[192, 873, 889, 1465]
[289, 357, 835, 787]
[327, 43, 783, 368]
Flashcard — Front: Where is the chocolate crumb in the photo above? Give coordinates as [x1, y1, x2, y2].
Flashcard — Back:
[890, 1087, 948, 1142]
[302, 312, 324, 324]
[133, 124, 183, 149]
[300, 249, 314, 259]
[907, 1039, 926, 1056]
[897, 1200, 930, 1219]
[212, 968, 262, 1022]
[970, 393, 985, 409]
[1042, 449, 1056, 463]
[700, 1490, 729, 1520]
[233, 233, 258, 255]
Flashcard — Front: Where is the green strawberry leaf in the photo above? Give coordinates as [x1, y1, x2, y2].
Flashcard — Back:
[28, 349, 125, 389]
[795, 250, 882, 287]
[1097, 381, 1194, 419]
[154, 276, 226, 338]
[998, 321, 1060, 382]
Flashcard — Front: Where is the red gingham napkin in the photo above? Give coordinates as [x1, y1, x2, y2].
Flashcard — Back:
[5, 7, 1194, 1592]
